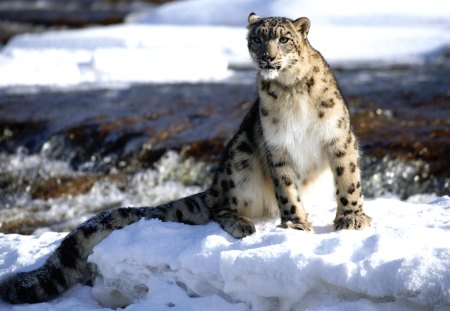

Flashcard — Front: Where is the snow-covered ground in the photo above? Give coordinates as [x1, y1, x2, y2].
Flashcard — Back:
[0, 196, 449, 311]
[0, 0, 449, 87]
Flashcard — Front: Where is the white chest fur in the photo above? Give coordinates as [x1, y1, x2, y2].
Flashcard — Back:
[261, 92, 329, 177]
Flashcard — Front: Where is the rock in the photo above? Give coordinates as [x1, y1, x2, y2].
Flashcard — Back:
[30, 175, 100, 200]
[352, 93, 450, 178]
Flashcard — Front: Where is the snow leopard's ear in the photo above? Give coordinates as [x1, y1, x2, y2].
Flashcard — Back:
[293, 17, 311, 39]
[248, 12, 260, 25]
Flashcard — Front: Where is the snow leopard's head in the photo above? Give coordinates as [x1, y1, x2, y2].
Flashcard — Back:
[247, 13, 311, 82]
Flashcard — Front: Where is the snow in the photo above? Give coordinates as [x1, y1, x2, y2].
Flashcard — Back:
[0, 0, 449, 87]
[1, 196, 449, 310]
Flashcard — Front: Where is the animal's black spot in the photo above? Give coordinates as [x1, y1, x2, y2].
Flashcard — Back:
[261, 81, 278, 99]
[237, 159, 250, 170]
[340, 197, 349, 206]
[348, 184, 356, 194]
[351, 201, 358, 206]
[347, 133, 353, 144]
[232, 196, 238, 205]
[336, 166, 344, 176]
[261, 108, 269, 116]
[313, 66, 320, 73]
[209, 188, 219, 197]
[320, 99, 335, 109]
[80, 224, 97, 238]
[281, 175, 292, 186]
[117, 208, 130, 218]
[221, 180, 229, 191]
[185, 198, 197, 213]
[356, 182, 361, 188]
[58, 245, 79, 268]
[328, 138, 337, 146]
[318, 111, 324, 118]
[306, 77, 314, 94]
[226, 164, 233, 175]
[237, 141, 253, 154]
[103, 221, 114, 230]
[223, 197, 231, 206]
[280, 196, 289, 205]
[297, 196, 301, 202]
[274, 178, 280, 187]
[52, 267, 68, 289]
[229, 180, 236, 189]
[272, 118, 279, 124]
[274, 161, 287, 167]
[335, 150, 346, 158]
[290, 205, 296, 214]
[349, 162, 356, 173]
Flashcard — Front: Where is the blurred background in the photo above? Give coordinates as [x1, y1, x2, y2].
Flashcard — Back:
[0, 0, 449, 234]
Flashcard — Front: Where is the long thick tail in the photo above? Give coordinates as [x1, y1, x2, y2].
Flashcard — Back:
[0, 192, 211, 304]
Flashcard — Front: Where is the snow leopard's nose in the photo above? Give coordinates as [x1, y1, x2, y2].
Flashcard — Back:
[261, 52, 275, 64]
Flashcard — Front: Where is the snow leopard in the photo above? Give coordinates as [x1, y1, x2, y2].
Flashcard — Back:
[0, 13, 371, 304]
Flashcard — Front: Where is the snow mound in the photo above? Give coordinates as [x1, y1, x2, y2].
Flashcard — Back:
[1, 197, 448, 310]
[88, 197, 450, 310]
[0, 25, 242, 87]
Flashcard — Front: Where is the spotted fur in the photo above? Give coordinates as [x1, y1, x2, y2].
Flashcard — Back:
[0, 13, 370, 304]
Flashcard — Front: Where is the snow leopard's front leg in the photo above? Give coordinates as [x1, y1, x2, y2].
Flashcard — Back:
[267, 148, 312, 232]
[326, 127, 371, 230]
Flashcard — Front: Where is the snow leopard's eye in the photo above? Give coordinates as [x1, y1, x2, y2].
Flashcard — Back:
[251, 36, 262, 44]
[279, 37, 290, 44]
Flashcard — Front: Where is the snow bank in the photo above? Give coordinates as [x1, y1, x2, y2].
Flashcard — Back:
[0, 0, 449, 87]
[1, 196, 449, 310]
[0, 25, 242, 87]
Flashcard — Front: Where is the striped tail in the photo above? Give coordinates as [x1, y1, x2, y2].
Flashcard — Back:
[0, 192, 211, 304]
